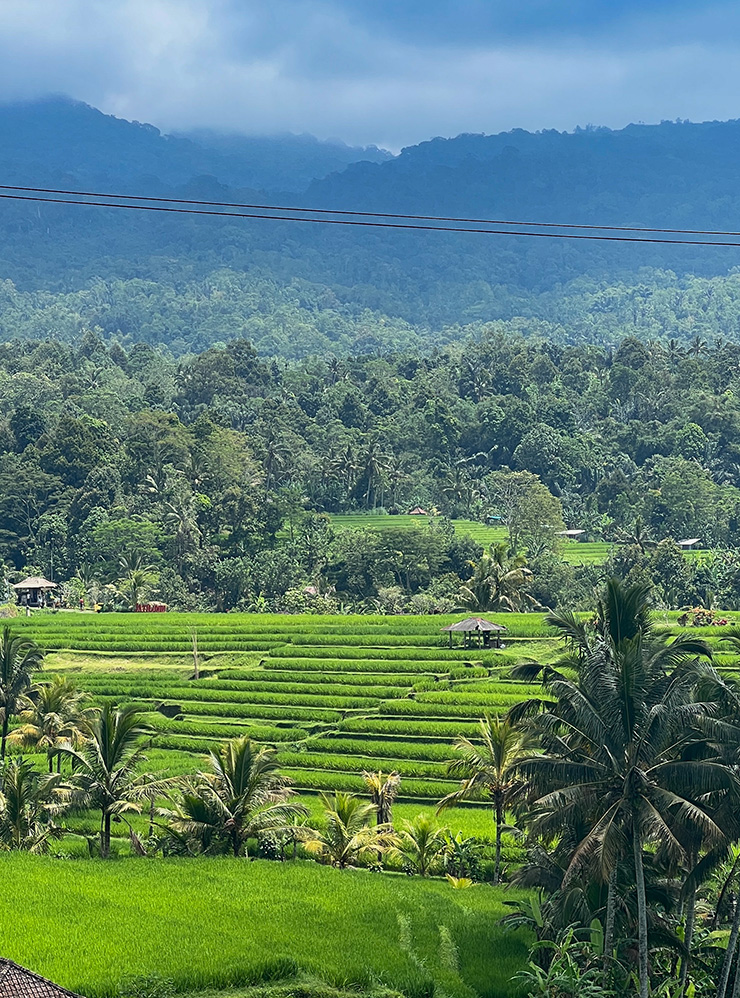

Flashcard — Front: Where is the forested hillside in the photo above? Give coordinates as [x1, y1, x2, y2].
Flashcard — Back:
[2, 101, 740, 356]
[4, 328, 740, 613]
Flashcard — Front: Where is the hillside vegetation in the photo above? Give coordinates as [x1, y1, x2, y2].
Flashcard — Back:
[2, 101, 740, 355]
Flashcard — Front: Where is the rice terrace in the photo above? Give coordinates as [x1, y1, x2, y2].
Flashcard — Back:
[2, 607, 739, 998]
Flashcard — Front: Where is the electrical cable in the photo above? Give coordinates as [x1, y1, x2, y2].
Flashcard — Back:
[2, 189, 740, 247]
[2, 182, 740, 238]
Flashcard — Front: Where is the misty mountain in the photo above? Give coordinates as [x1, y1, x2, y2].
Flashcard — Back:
[0, 96, 391, 193]
[1, 99, 740, 356]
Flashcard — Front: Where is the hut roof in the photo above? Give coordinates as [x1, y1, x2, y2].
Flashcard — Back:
[441, 617, 508, 632]
[0, 959, 82, 998]
[678, 538, 701, 547]
[408, 507, 428, 515]
[12, 577, 56, 590]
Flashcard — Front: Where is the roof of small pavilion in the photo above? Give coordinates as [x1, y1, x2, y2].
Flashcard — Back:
[408, 506, 428, 515]
[0, 960, 83, 998]
[441, 617, 508, 632]
[12, 577, 57, 591]
[677, 538, 701, 547]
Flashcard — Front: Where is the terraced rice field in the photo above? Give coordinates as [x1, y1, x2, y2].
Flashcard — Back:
[13, 612, 557, 803]
[16, 609, 736, 809]
[327, 513, 614, 564]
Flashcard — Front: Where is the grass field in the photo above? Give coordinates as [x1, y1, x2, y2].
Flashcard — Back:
[327, 513, 614, 565]
[0, 854, 531, 998]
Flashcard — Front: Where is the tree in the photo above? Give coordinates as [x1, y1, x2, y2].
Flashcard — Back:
[457, 542, 537, 612]
[486, 470, 566, 554]
[522, 580, 731, 998]
[399, 813, 446, 877]
[438, 714, 530, 884]
[161, 736, 306, 857]
[117, 551, 158, 608]
[9, 676, 92, 772]
[304, 791, 398, 868]
[363, 770, 401, 825]
[0, 626, 44, 762]
[0, 758, 71, 852]
[60, 703, 157, 857]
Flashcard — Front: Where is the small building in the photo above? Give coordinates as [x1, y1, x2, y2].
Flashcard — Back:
[408, 507, 429, 516]
[441, 616, 508, 649]
[0, 959, 82, 998]
[558, 529, 586, 540]
[678, 538, 701, 550]
[12, 577, 57, 608]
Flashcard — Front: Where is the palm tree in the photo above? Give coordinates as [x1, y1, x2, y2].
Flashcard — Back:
[117, 551, 157, 609]
[457, 542, 536, 613]
[304, 791, 398, 868]
[399, 813, 446, 877]
[522, 579, 730, 998]
[0, 625, 44, 762]
[60, 703, 157, 857]
[363, 770, 401, 825]
[161, 736, 306, 857]
[9, 676, 92, 772]
[0, 757, 72, 852]
[438, 714, 530, 885]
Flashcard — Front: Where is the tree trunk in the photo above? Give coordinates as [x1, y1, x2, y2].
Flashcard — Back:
[679, 856, 697, 997]
[717, 893, 740, 998]
[493, 798, 503, 886]
[633, 822, 650, 998]
[603, 867, 617, 970]
[1, 709, 8, 761]
[102, 811, 111, 858]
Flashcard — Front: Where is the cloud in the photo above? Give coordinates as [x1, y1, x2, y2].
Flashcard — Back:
[0, 0, 739, 148]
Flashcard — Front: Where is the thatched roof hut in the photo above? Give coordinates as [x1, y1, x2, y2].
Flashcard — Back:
[441, 616, 508, 648]
[0, 959, 82, 998]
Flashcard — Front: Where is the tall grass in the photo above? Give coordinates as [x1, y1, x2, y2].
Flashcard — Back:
[0, 854, 531, 998]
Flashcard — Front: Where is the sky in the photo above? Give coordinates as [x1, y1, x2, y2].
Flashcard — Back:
[0, 0, 738, 150]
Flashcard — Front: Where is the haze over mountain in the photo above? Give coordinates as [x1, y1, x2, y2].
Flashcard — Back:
[2, 97, 740, 358]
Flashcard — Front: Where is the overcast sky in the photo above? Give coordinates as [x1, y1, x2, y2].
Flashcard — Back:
[0, 0, 738, 149]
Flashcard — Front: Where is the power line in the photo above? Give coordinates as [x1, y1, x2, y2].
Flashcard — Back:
[3, 182, 740, 238]
[2, 189, 740, 247]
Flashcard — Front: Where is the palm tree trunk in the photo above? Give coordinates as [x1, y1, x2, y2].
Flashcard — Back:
[1, 709, 8, 760]
[603, 867, 617, 969]
[633, 822, 649, 998]
[717, 893, 740, 998]
[494, 799, 503, 886]
[679, 857, 697, 997]
[102, 810, 111, 858]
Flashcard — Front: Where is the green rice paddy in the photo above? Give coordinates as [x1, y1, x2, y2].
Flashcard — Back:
[0, 854, 531, 998]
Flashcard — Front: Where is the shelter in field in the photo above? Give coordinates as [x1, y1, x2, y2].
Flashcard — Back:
[558, 529, 586, 539]
[441, 616, 508, 649]
[678, 538, 701, 550]
[12, 576, 56, 608]
[408, 506, 428, 515]
[0, 959, 83, 998]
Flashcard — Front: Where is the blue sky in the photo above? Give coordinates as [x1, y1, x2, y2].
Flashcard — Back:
[0, 0, 738, 148]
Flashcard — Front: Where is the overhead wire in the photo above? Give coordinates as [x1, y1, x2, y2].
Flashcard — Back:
[1, 186, 740, 247]
[4, 182, 740, 237]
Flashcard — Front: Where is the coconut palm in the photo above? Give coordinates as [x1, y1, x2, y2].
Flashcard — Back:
[9, 676, 92, 772]
[399, 812, 446, 877]
[161, 736, 306, 857]
[0, 757, 72, 852]
[522, 579, 732, 998]
[363, 769, 401, 825]
[0, 625, 44, 762]
[304, 791, 398, 868]
[60, 702, 157, 857]
[457, 542, 536, 613]
[117, 551, 157, 609]
[438, 714, 531, 884]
